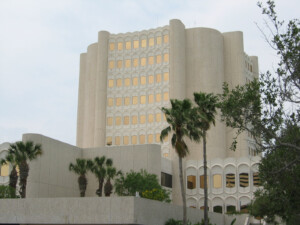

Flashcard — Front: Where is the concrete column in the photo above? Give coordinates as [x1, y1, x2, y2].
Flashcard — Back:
[94, 31, 110, 147]
[250, 56, 259, 79]
[82, 43, 98, 148]
[76, 53, 87, 148]
[185, 27, 226, 161]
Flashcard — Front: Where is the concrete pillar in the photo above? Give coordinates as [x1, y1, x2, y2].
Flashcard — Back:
[94, 31, 110, 147]
[250, 56, 259, 79]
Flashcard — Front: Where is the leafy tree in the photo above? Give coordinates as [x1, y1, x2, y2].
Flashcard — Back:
[69, 158, 92, 197]
[0, 185, 18, 198]
[114, 169, 170, 202]
[89, 156, 112, 197]
[193, 92, 218, 225]
[0, 153, 19, 191]
[104, 166, 121, 197]
[218, 0, 299, 223]
[161, 99, 200, 225]
[8, 141, 42, 198]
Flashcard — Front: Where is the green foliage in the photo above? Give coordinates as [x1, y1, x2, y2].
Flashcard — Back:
[0, 185, 18, 198]
[164, 218, 216, 225]
[114, 169, 170, 202]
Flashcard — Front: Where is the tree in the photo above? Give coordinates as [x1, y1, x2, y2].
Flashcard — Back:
[114, 169, 170, 202]
[218, 0, 299, 222]
[104, 166, 121, 197]
[0, 185, 18, 198]
[0, 153, 19, 191]
[69, 158, 92, 197]
[193, 92, 218, 225]
[89, 156, 112, 197]
[161, 99, 200, 225]
[8, 141, 42, 198]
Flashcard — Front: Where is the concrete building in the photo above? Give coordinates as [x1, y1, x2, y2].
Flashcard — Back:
[76, 19, 261, 211]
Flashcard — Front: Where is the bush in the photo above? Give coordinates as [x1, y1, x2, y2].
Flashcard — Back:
[0, 185, 18, 198]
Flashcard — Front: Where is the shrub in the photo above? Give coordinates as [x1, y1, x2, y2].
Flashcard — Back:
[0, 185, 18, 198]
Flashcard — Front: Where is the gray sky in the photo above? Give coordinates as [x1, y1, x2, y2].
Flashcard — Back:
[0, 0, 299, 145]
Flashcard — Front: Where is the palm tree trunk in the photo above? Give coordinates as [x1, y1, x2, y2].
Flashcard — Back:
[78, 175, 87, 197]
[203, 131, 208, 225]
[179, 156, 187, 225]
[9, 166, 18, 190]
[97, 178, 104, 197]
[19, 161, 29, 198]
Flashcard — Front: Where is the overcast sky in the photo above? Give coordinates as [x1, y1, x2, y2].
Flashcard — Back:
[0, 0, 299, 145]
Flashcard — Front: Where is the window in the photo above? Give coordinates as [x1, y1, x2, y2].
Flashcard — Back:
[148, 94, 154, 103]
[156, 74, 161, 83]
[140, 76, 146, 85]
[163, 92, 169, 101]
[156, 113, 161, 122]
[109, 61, 114, 69]
[156, 93, 161, 102]
[125, 41, 131, 50]
[163, 72, 169, 81]
[108, 98, 113, 106]
[163, 114, 166, 121]
[227, 205, 236, 214]
[200, 175, 209, 189]
[109, 43, 115, 51]
[132, 96, 138, 105]
[163, 34, 169, 43]
[117, 60, 122, 68]
[164, 53, 169, 62]
[148, 134, 153, 143]
[148, 56, 154, 65]
[239, 173, 249, 187]
[106, 136, 112, 146]
[213, 174, 222, 188]
[0, 164, 9, 177]
[108, 79, 114, 88]
[157, 36, 162, 45]
[133, 77, 138, 86]
[123, 136, 129, 145]
[155, 133, 160, 143]
[115, 116, 121, 126]
[253, 172, 260, 187]
[115, 136, 121, 145]
[132, 115, 138, 124]
[125, 59, 131, 68]
[107, 117, 113, 126]
[124, 116, 129, 125]
[161, 172, 172, 188]
[141, 57, 146, 66]
[131, 135, 137, 144]
[140, 95, 146, 104]
[187, 175, 196, 189]
[125, 78, 130, 86]
[116, 79, 122, 87]
[117, 42, 123, 50]
[148, 75, 154, 84]
[226, 173, 235, 188]
[163, 134, 168, 142]
[141, 39, 147, 48]
[133, 40, 139, 49]
[149, 37, 154, 46]
[140, 115, 146, 124]
[116, 97, 122, 106]
[163, 153, 169, 158]
[156, 55, 162, 64]
[213, 206, 222, 214]
[124, 97, 130, 106]
[148, 114, 154, 123]
[133, 58, 139, 67]
[140, 135, 145, 144]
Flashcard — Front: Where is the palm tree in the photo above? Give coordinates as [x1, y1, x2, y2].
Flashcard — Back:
[193, 92, 218, 225]
[104, 167, 121, 196]
[161, 99, 201, 225]
[0, 153, 18, 191]
[8, 141, 42, 198]
[69, 158, 92, 197]
[90, 156, 113, 197]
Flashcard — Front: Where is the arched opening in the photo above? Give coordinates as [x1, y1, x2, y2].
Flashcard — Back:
[187, 175, 196, 189]
[213, 205, 223, 213]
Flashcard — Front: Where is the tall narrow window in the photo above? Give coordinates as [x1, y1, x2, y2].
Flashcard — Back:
[131, 135, 137, 144]
[133, 58, 139, 67]
[156, 74, 161, 83]
[141, 39, 147, 48]
[109, 61, 114, 69]
[148, 134, 153, 143]
[115, 117, 121, 126]
[148, 56, 154, 65]
[148, 75, 154, 84]
[109, 43, 115, 51]
[116, 98, 122, 106]
[140, 76, 146, 85]
[157, 36, 162, 45]
[253, 172, 260, 187]
[155, 133, 160, 143]
[140, 95, 146, 104]
[149, 37, 154, 46]
[163, 34, 169, 43]
[132, 96, 138, 105]
[117, 60, 122, 68]
[163, 72, 169, 81]
[148, 94, 154, 103]
[107, 117, 113, 126]
[187, 175, 196, 189]
[124, 78, 130, 86]
[164, 53, 169, 62]
[123, 136, 129, 145]
[106, 136, 112, 146]
[108, 98, 113, 106]
[118, 42, 123, 50]
[156, 113, 161, 122]
[140, 115, 146, 124]
[139, 135, 146, 144]
[213, 174, 222, 188]
[148, 114, 154, 123]
[124, 97, 130, 106]
[125, 41, 131, 50]
[132, 115, 138, 124]
[133, 40, 139, 49]
[239, 173, 249, 187]
[116, 79, 122, 87]
[200, 175, 209, 189]
[0, 164, 9, 177]
[163, 92, 169, 101]
[108, 79, 114, 88]
[156, 93, 161, 102]
[133, 77, 138, 86]
[125, 59, 131, 68]
[226, 173, 235, 188]
[141, 57, 146, 66]
[124, 116, 129, 125]
[156, 55, 162, 64]
[115, 136, 121, 145]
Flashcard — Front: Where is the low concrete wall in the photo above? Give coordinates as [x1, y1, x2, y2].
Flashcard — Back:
[0, 197, 229, 225]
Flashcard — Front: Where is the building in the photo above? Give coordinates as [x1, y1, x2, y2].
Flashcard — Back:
[76, 19, 261, 212]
